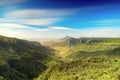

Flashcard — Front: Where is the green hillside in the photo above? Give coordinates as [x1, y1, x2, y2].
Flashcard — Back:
[44, 37, 120, 60]
[37, 37, 120, 80]
[0, 35, 120, 80]
[0, 35, 59, 80]
[37, 54, 120, 80]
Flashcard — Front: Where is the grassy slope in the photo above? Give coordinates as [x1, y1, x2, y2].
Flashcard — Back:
[37, 38, 120, 80]
[42, 38, 120, 60]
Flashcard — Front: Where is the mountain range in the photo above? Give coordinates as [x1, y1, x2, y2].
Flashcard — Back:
[0, 35, 120, 80]
[37, 37, 120, 80]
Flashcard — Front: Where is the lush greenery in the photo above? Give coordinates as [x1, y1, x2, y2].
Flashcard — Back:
[44, 37, 120, 60]
[37, 55, 120, 80]
[0, 35, 120, 80]
[37, 37, 120, 80]
[0, 35, 59, 80]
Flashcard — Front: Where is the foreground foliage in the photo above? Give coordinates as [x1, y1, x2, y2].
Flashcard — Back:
[0, 35, 58, 80]
[37, 56, 120, 80]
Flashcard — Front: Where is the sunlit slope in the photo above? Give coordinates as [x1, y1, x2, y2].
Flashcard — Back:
[37, 38, 120, 80]
[37, 47, 120, 80]
[43, 37, 120, 60]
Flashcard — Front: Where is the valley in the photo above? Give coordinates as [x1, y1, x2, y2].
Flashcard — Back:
[1, 0, 120, 80]
[38, 37, 120, 80]
[0, 35, 120, 80]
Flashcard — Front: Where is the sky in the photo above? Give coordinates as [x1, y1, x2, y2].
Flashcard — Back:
[0, 0, 120, 40]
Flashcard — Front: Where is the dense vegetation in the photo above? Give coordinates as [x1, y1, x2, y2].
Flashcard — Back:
[37, 55, 120, 80]
[37, 37, 120, 80]
[0, 35, 59, 80]
[44, 37, 120, 60]
[0, 35, 120, 80]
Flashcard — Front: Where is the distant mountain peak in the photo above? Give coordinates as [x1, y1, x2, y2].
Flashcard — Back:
[60, 36, 71, 41]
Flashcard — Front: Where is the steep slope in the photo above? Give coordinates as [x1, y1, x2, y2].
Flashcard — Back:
[0, 35, 58, 80]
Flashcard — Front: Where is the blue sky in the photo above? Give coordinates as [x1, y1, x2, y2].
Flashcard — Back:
[0, 0, 120, 40]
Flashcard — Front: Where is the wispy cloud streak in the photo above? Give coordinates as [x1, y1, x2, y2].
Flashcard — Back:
[5, 9, 74, 19]
[0, 0, 27, 6]
[49, 26, 73, 30]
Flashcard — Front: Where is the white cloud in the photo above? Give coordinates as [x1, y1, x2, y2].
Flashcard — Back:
[33, 29, 50, 32]
[0, 28, 33, 39]
[70, 27, 120, 38]
[17, 18, 61, 26]
[49, 26, 73, 30]
[0, 23, 51, 32]
[0, 23, 32, 29]
[0, 18, 61, 26]
[1, 9, 120, 40]
[5, 9, 74, 19]
[3, 9, 73, 26]
[0, 25, 119, 40]
[0, 0, 27, 6]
